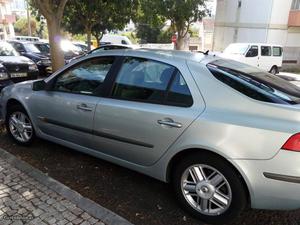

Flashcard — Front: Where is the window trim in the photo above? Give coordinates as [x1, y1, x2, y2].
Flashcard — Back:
[47, 56, 118, 97]
[107, 56, 194, 108]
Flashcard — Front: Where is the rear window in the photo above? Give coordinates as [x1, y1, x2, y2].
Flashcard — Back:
[207, 59, 300, 105]
[273, 47, 282, 56]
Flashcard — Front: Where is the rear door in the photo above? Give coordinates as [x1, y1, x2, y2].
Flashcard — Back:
[92, 56, 205, 166]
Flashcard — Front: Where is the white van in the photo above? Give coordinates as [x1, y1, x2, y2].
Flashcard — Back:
[101, 34, 132, 45]
[13, 36, 40, 42]
[221, 43, 283, 74]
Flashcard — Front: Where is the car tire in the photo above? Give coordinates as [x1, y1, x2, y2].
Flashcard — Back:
[270, 66, 278, 75]
[5, 104, 35, 146]
[172, 152, 247, 224]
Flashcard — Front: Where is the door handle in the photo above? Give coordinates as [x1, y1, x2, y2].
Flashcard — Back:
[158, 119, 182, 128]
[77, 104, 93, 112]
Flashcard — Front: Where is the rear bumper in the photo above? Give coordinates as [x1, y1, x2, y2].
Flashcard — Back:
[232, 150, 300, 210]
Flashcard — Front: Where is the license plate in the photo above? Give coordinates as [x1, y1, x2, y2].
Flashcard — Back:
[10, 73, 27, 78]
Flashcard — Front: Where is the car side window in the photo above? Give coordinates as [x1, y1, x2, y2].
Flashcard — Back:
[245, 46, 258, 57]
[112, 57, 175, 104]
[12, 43, 25, 52]
[261, 46, 271, 56]
[53, 57, 114, 95]
[165, 71, 193, 107]
[273, 47, 282, 56]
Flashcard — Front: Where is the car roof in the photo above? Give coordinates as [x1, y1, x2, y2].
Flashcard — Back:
[228, 43, 283, 47]
[90, 48, 217, 64]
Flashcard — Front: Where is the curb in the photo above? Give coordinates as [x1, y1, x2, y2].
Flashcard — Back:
[0, 147, 133, 225]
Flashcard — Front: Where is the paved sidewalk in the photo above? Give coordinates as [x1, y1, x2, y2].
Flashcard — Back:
[0, 148, 132, 225]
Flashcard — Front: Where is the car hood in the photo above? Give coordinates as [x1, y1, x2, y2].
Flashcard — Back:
[25, 52, 50, 59]
[0, 56, 34, 64]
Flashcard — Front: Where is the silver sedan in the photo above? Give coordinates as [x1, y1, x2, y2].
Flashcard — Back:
[1, 49, 300, 224]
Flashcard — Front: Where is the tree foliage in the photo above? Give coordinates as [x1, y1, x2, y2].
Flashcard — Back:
[139, 0, 207, 49]
[14, 17, 39, 36]
[63, 0, 138, 49]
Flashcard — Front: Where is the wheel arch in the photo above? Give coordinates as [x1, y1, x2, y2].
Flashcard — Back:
[166, 148, 251, 206]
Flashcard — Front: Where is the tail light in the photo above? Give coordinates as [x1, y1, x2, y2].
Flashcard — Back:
[282, 133, 300, 152]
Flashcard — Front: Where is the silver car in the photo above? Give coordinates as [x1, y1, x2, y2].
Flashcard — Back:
[1, 49, 300, 224]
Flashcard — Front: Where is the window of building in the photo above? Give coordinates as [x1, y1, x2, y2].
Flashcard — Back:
[292, 0, 300, 9]
[261, 46, 271, 56]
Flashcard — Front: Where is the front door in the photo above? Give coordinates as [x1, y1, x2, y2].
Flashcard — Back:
[245, 45, 259, 68]
[30, 57, 115, 148]
[92, 57, 205, 166]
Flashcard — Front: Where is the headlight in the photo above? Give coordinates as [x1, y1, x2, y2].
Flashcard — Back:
[29, 63, 38, 71]
[0, 72, 8, 80]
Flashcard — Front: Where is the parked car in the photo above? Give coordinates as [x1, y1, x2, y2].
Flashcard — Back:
[221, 43, 283, 74]
[72, 42, 88, 53]
[101, 34, 132, 45]
[2, 49, 300, 224]
[8, 40, 52, 76]
[68, 44, 134, 63]
[0, 42, 38, 91]
[13, 36, 40, 42]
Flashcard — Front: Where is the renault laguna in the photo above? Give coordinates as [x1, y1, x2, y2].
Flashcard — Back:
[1, 49, 300, 224]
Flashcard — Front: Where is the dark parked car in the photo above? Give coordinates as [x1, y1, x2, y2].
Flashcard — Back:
[8, 41, 52, 76]
[0, 42, 39, 91]
[68, 44, 133, 63]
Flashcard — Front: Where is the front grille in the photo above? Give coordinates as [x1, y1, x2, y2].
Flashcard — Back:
[3, 63, 29, 73]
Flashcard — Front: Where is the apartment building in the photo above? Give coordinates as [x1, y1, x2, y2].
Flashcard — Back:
[0, 0, 15, 40]
[213, 0, 300, 68]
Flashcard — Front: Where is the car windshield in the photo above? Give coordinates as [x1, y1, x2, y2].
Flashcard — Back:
[0, 42, 19, 56]
[223, 44, 249, 55]
[207, 59, 300, 104]
[24, 43, 41, 53]
[35, 43, 50, 54]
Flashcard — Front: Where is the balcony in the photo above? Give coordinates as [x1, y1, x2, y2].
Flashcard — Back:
[0, 15, 16, 24]
[288, 10, 300, 27]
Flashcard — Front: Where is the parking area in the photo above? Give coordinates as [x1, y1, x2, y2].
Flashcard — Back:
[1, 127, 300, 225]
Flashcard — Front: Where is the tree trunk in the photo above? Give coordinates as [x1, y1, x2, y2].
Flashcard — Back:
[86, 26, 92, 51]
[176, 35, 185, 50]
[47, 19, 65, 72]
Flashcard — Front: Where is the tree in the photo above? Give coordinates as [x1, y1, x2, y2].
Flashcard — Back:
[63, 0, 138, 50]
[31, 0, 68, 71]
[134, 1, 166, 43]
[140, 0, 207, 50]
[14, 17, 39, 36]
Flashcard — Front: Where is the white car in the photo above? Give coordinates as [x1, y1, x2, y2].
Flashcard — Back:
[221, 43, 283, 74]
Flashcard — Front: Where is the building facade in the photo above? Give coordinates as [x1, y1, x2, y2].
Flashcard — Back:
[0, 0, 15, 40]
[213, 0, 300, 68]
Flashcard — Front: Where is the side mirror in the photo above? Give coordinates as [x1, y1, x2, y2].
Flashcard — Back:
[32, 80, 46, 91]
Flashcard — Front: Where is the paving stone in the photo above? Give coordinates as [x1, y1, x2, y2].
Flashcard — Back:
[0, 152, 121, 225]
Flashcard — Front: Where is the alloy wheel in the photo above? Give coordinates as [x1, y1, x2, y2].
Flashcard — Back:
[9, 111, 33, 143]
[181, 164, 232, 216]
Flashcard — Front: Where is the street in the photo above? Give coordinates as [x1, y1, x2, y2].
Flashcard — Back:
[1, 128, 300, 225]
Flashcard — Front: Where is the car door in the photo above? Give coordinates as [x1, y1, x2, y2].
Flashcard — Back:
[92, 56, 205, 166]
[30, 57, 115, 148]
[259, 45, 272, 71]
[244, 45, 259, 68]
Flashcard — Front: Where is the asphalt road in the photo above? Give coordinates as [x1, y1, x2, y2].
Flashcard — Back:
[0, 128, 300, 225]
